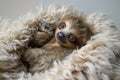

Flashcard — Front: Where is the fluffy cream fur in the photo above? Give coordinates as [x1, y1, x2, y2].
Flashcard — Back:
[0, 5, 120, 80]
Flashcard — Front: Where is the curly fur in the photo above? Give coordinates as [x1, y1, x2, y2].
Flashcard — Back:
[0, 5, 120, 80]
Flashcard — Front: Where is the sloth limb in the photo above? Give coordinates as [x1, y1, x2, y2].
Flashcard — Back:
[27, 20, 56, 48]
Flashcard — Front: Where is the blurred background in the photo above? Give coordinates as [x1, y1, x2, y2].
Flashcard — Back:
[0, 0, 120, 28]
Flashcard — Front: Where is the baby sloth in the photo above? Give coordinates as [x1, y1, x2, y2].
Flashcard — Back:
[22, 15, 93, 73]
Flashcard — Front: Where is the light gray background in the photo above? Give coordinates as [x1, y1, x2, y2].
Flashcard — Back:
[0, 0, 120, 28]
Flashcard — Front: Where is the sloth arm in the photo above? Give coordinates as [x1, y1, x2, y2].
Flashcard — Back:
[28, 31, 53, 48]
[22, 47, 54, 73]
[27, 21, 54, 48]
[22, 43, 73, 73]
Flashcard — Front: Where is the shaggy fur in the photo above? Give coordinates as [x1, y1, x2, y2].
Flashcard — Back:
[21, 10, 93, 73]
[0, 5, 120, 80]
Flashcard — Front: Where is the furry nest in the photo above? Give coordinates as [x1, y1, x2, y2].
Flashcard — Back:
[0, 5, 120, 80]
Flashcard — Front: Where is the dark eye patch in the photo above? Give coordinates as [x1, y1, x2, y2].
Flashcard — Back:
[58, 22, 66, 30]
[68, 34, 76, 43]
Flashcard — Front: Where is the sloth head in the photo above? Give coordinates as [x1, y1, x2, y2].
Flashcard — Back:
[55, 15, 92, 48]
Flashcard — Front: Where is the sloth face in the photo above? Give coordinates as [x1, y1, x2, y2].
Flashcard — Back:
[55, 16, 92, 48]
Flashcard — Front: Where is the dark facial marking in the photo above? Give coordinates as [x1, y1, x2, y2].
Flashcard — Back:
[68, 34, 76, 43]
[58, 22, 66, 30]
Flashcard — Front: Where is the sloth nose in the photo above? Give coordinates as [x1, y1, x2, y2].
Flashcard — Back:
[57, 32, 66, 43]
[57, 32, 65, 39]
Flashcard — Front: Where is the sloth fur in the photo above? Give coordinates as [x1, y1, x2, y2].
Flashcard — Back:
[0, 5, 120, 80]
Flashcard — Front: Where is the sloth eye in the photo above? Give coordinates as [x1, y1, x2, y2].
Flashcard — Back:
[58, 22, 66, 30]
[68, 34, 76, 43]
